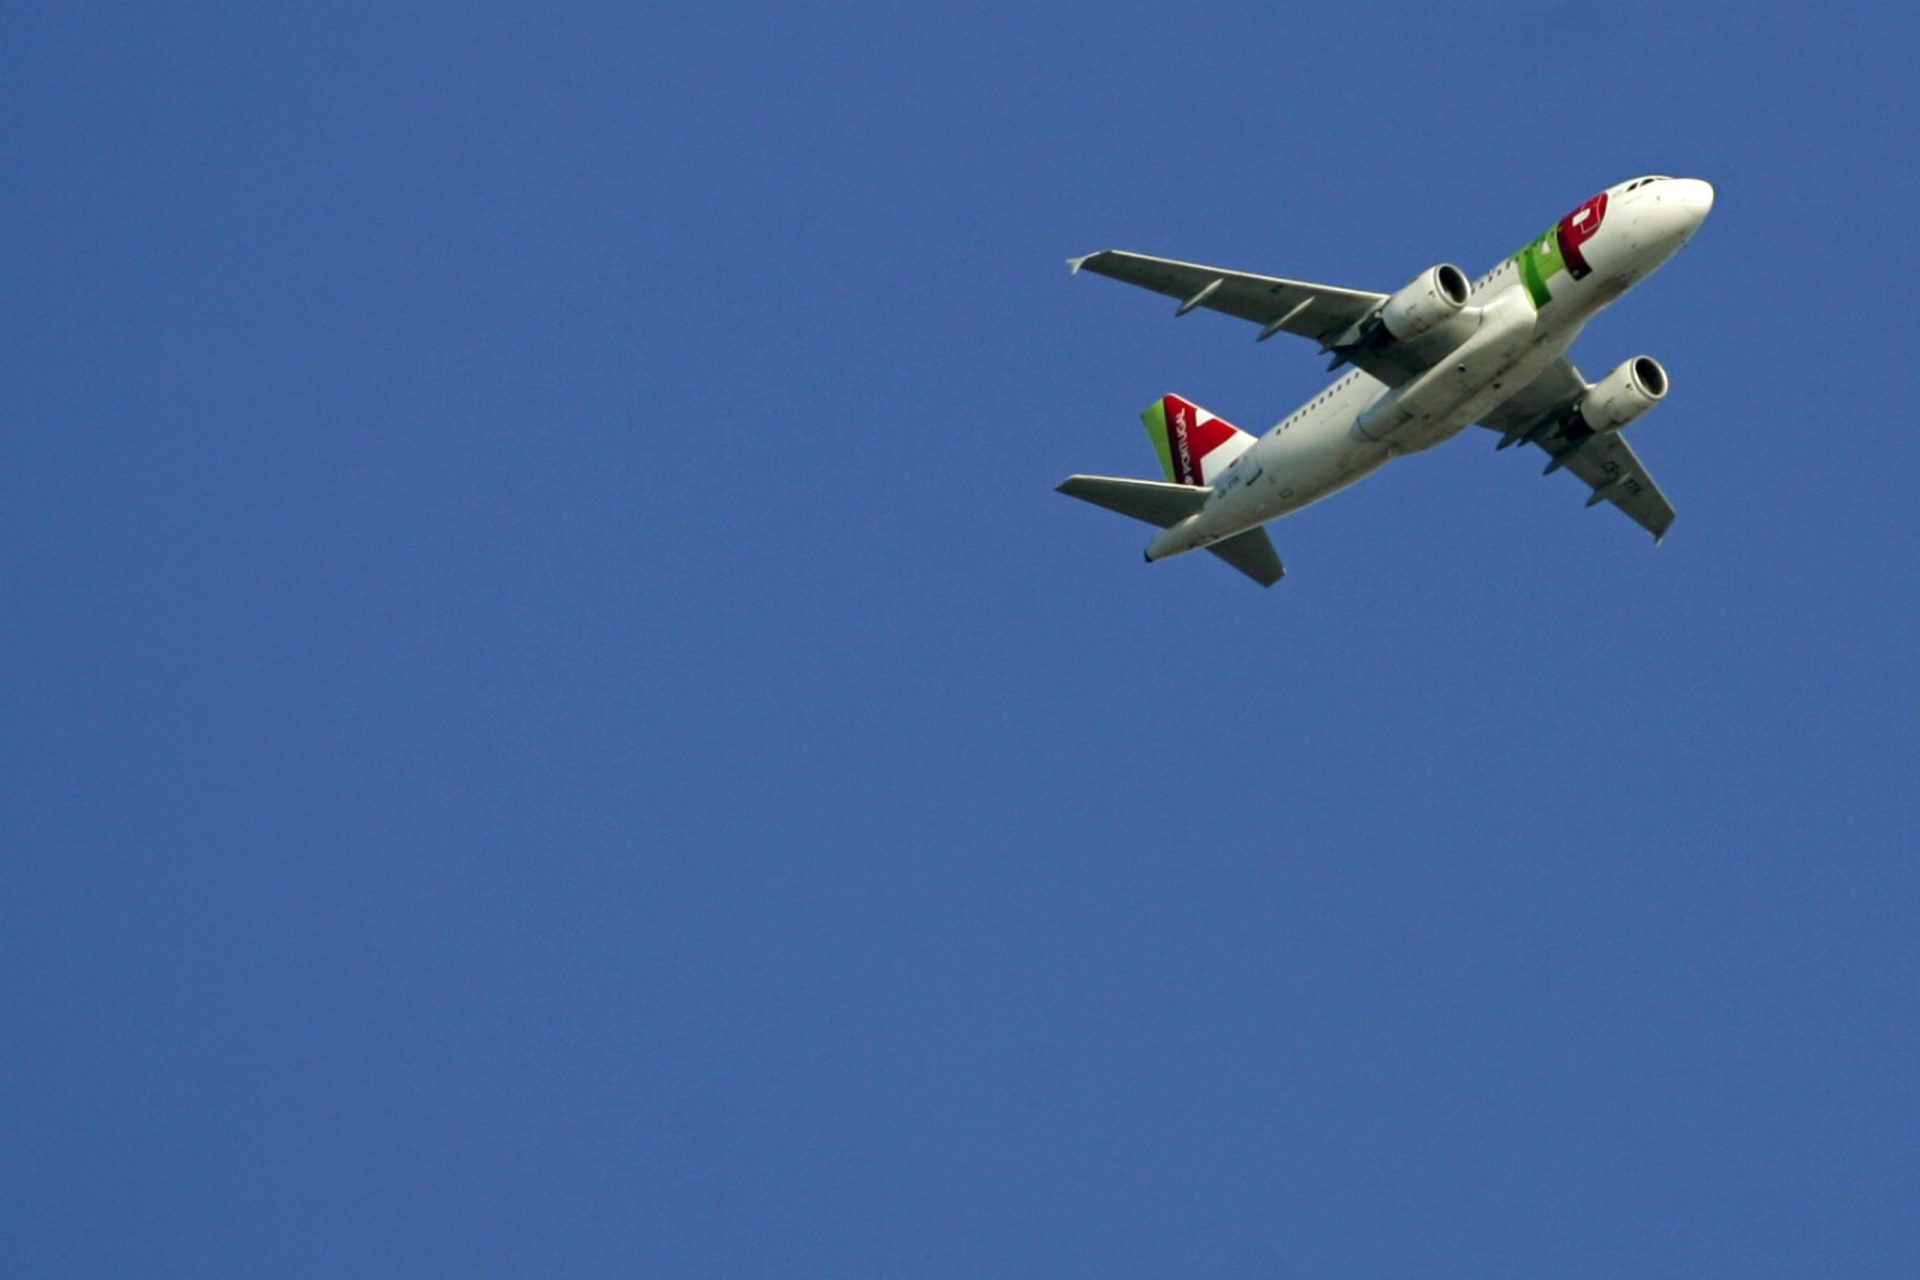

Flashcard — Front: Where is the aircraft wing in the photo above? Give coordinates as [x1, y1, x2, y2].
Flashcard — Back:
[1069, 249, 1385, 347]
[1068, 249, 1477, 385]
[1479, 357, 1676, 541]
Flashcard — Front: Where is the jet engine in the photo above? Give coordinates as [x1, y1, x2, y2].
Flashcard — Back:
[1378, 264, 1472, 341]
[1580, 356, 1669, 433]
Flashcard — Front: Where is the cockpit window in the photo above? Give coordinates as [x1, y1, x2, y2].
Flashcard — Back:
[1624, 175, 1673, 191]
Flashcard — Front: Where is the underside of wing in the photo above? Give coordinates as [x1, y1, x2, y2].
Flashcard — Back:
[1546, 432, 1675, 540]
[1478, 357, 1676, 540]
[1069, 249, 1477, 385]
[1068, 250, 1383, 348]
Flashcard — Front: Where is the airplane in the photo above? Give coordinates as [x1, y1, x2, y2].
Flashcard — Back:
[1058, 175, 1715, 586]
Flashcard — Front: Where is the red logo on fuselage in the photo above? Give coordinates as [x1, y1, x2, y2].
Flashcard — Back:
[1556, 192, 1608, 280]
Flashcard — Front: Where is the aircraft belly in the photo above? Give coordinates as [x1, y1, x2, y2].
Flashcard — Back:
[1389, 341, 1572, 453]
[1249, 414, 1387, 520]
[1350, 291, 1538, 450]
[1362, 322, 1574, 454]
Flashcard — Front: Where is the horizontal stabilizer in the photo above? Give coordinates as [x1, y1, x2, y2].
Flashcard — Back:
[1206, 527, 1285, 587]
[1055, 475, 1208, 528]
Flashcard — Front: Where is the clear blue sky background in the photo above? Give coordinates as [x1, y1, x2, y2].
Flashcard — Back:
[4, 4, 1916, 1276]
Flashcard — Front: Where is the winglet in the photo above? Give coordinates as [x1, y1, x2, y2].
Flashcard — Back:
[1066, 252, 1099, 275]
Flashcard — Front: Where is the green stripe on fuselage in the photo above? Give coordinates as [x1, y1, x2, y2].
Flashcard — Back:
[1517, 228, 1564, 309]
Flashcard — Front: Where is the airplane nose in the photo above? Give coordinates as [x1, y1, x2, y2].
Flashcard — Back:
[1674, 177, 1715, 222]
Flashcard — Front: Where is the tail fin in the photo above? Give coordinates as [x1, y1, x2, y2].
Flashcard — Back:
[1142, 394, 1257, 486]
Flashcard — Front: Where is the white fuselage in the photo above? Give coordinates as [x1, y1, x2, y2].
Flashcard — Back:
[1146, 177, 1714, 562]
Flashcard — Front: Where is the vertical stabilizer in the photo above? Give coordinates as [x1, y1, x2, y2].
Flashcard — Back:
[1141, 394, 1256, 486]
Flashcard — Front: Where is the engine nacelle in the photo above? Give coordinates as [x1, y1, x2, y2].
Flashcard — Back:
[1378, 264, 1471, 341]
[1580, 356, 1669, 433]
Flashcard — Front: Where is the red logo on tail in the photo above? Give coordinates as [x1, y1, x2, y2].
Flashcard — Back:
[1165, 395, 1236, 485]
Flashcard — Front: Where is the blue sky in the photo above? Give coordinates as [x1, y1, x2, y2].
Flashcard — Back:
[4, 3, 1917, 1275]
